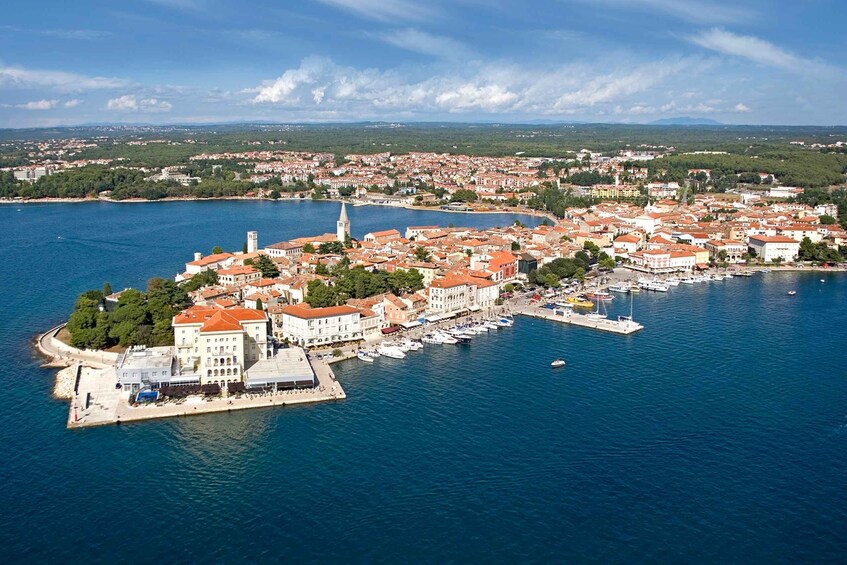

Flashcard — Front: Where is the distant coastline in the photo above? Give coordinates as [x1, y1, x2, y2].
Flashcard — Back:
[1, 195, 557, 221]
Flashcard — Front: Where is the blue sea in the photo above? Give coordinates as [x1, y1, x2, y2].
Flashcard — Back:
[1, 201, 846, 563]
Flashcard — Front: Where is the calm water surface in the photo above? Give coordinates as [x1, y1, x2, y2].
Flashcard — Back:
[1, 202, 845, 563]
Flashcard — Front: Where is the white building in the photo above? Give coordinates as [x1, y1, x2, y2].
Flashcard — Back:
[337, 202, 351, 242]
[172, 306, 270, 386]
[247, 231, 258, 253]
[705, 240, 747, 263]
[279, 304, 362, 347]
[748, 235, 800, 263]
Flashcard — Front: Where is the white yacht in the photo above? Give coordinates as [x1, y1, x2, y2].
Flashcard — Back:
[357, 350, 375, 363]
[377, 344, 406, 359]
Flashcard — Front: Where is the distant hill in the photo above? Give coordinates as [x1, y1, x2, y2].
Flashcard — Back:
[648, 117, 723, 126]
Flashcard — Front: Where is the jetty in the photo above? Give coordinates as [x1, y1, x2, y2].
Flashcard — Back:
[66, 357, 345, 429]
[515, 305, 644, 335]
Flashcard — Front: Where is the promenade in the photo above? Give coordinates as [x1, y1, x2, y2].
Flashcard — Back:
[68, 357, 345, 429]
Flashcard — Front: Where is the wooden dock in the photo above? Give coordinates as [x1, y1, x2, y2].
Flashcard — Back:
[516, 306, 644, 335]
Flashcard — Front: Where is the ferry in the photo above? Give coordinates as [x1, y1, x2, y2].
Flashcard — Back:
[551, 359, 566, 368]
[585, 290, 614, 301]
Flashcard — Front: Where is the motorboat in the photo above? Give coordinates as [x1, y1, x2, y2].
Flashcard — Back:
[566, 296, 594, 308]
[787, 290, 796, 296]
[551, 359, 566, 368]
[377, 344, 406, 359]
[434, 331, 459, 344]
[679, 277, 695, 284]
[495, 317, 514, 327]
[357, 350, 375, 363]
[665, 277, 681, 286]
[483, 320, 499, 330]
[607, 283, 630, 293]
[421, 334, 442, 344]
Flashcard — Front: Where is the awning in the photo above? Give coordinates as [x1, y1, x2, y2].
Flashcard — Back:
[168, 375, 201, 384]
[695, 263, 710, 269]
[468, 305, 482, 312]
[401, 320, 422, 328]
[381, 326, 402, 334]
[425, 315, 442, 322]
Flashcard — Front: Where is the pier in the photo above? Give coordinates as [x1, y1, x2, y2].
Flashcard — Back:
[515, 305, 644, 335]
[66, 357, 345, 429]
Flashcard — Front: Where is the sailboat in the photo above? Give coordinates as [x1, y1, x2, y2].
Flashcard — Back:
[618, 290, 635, 323]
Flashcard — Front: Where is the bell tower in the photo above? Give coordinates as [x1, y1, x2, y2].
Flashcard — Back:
[337, 203, 350, 242]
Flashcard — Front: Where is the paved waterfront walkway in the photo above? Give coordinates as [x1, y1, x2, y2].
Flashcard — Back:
[67, 355, 345, 429]
[37, 324, 118, 369]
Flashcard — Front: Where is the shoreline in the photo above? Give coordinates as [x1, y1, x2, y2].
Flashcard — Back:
[2, 195, 556, 222]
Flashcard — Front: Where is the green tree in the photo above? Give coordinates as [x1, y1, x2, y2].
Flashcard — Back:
[450, 189, 478, 202]
[256, 299, 264, 311]
[318, 241, 345, 254]
[511, 241, 521, 252]
[387, 268, 424, 294]
[255, 254, 280, 278]
[212, 246, 223, 254]
[413, 246, 432, 262]
[102, 282, 112, 296]
[820, 214, 836, 225]
[303, 243, 316, 253]
[305, 280, 339, 307]
[107, 289, 149, 347]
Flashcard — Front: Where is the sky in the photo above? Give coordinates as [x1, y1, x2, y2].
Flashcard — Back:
[0, 0, 844, 127]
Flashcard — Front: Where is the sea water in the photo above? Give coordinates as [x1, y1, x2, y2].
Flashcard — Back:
[1, 202, 845, 562]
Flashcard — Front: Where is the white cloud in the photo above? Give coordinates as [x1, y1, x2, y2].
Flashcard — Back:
[64, 99, 83, 108]
[689, 28, 833, 74]
[315, 0, 433, 22]
[106, 95, 172, 112]
[734, 102, 750, 112]
[0, 65, 128, 92]
[248, 56, 699, 118]
[16, 99, 59, 110]
[435, 84, 517, 112]
[374, 28, 473, 61]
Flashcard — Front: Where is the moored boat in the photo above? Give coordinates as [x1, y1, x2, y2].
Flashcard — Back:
[585, 290, 614, 301]
[357, 350, 375, 362]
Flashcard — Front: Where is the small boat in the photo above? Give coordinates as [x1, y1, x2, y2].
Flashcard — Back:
[421, 334, 442, 344]
[551, 359, 566, 368]
[585, 290, 614, 301]
[495, 318, 513, 327]
[435, 331, 459, 344]
[665, 277, 681, 286]
[679, 277, 695, 284]
[787, 290, 796, 296]
[566, 296, 594, 308]
[607, 283, 630, 293]
[357, 350, 375, 363]
[377, 344, 406, 359]
[821, 279, 825, 283]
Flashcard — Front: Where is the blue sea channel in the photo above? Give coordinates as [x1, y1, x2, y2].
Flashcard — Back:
[1, 200, 846, 563]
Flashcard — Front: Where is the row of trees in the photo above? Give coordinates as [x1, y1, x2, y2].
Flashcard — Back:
[0, 165, 259, 200]
[67, 279, 190, 350]
[306, 262, 425, 307]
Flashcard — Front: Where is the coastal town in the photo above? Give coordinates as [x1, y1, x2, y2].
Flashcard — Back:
[38, 166, 847, 428]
